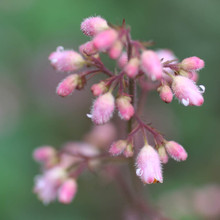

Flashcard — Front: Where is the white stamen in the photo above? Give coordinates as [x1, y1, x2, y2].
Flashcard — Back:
[86, 113, 92, 118]
[199, 85, 205, 93]
[182, 98, 189, 106]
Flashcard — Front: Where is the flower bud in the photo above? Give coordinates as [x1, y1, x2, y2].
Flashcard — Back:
[117, 52, 128, 68]
[33, 146, 56, 163]
[108, 40, 123, 59]
[81, 16, 109, 36]
[91, 92, 115, 125]
[141, 50, 163, 80]
[165, 141, 188, 161]
[93, 29, 118, 51]
[172, 75, 204, 106]
[158, 84, 173, 103]
[109, 140, 127, 156]
[56, 74, 79, 97]
[123, 143, 134, 158]
[79, 41, 97, 56]
[156, 49, 177, 62]
[49, 47, 85, 72]
[116, 96, 134, 120]
[91, 81, 107, 96]
[181, 56, 205, 71]
[136, 145, 163, 184]
[124, 58, 140, 78]
[58, 179, 77, 204]
[157, 146, 169, 164]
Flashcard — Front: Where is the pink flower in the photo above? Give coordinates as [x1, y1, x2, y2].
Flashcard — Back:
[34, 166, 67, 204]
[136, 145, 163, 184]
[117, 52, 128, 68]
[109, 140, 127, 156]
[123, 143, 134, 158]
[56, 74, 79, 97]
[49, 47, 85, 72]
[158, 84, 173, 103]
[181, 56, 205, 71]
[141, 50, 163, 80]
[172, 75, 204, 106]
[157, 146, 169, 164]
[91, 81, 107, 96]
[81, 16, 109, 36]
[93, 29, 118, 51]
[165, 141, 188, 161]
[116, 96, 134, 120]
[79, 41, 97, 56]
[58, 179, 77, 204]
[108, 40, 123, 59]
[90, 92, 115, 125]
[124, 58, 140, 78]
[33, 146, 56, 163]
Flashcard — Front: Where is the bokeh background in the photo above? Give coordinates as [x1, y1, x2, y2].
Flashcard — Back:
[0, 0, 220, 219]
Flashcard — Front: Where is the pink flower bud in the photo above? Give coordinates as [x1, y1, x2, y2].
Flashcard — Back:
[109, 140, 127, 156]
[81, 16, 109, 36]
[141, 50, 163, 81]
[156, 49, 177, 62]
[117, 52, 128, 68]
[157, 146, 169, 164]
[136, 145, 163, 184]
[33, 146, 56, 163]
[124, 58, 140, 78]
[108, 40, 123, 59]
[181, 56, 205, 71]
[91, 81, 107, 96]
[165, 141, 188, 161]
[172, 75, 204, 106]
[56, 74, 79, 97]
[49, 47, 85, 72]
[158, 84, 173, 103]
[93, 29, 118, 51]
[79, 41, 97, 56]
[58, 179, 77, 204]
[123, 143, 134, 158]
[91, 92, 115, 125]
[116, 96, 134, 120]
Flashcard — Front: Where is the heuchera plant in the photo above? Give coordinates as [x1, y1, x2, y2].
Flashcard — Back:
[33, 16, 205, 218]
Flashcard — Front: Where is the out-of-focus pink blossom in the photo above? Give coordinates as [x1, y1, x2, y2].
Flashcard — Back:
[91, 92, 115, 125]
[58, 179, 77, 204]
[172, 75, 204, 106]
[159, 84, 173, 103]
[124, 58, 140, 78]
[108, 40, 123, 59]
[123, 143, 134, 158]
[81, 16, 109, 36]
[49, 47, 85, 72]
[33, 146, 56, 163]
[136, 145, 163, 184]
[165, 141, 188, 161]
[109, 140, 127, 156]
[117, 52, 128, 68]
[116, 96, 134, 120]
[79, 41, 97, 56]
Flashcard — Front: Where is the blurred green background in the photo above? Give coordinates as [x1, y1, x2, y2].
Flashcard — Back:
[0, 0, 220, 219]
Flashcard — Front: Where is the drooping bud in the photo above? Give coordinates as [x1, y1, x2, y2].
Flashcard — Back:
[91, 92, 115, 125]
[117, 52, 128, 68]
[58, 179, 77, 204]
[80, 16, 109, 36]
[165, 141, 188, 161]
[181, 56, 205, 71]
[49, 47, 85, 72]
[79, 41, 98, 56]
[109, 140, 127, 156]
[136, 145, 163, 184]
[116, 96, 134, 120]
[158, 84, 173, 103]
[56, 74, 79, 97]
[33, 146, 56, 163]
[141, 50, 163, 80]
[93, 29, 118, 51]
[157, 146, 169, 164]
[124, 58, 140, 78]
[123, 143, 134, 158]
[108, 40, 123, 59]
[91, 81, 107, 96]
[172, 75, 204, 106]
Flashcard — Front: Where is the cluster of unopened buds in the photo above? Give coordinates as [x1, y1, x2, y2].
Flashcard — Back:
[33, 16, 205, 205]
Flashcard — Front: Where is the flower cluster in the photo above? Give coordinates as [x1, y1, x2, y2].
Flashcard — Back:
[34, 16, 205, 205]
